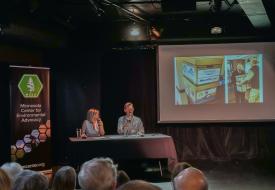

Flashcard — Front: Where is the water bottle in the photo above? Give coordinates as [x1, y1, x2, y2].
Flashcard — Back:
[76, 128, 81, 138]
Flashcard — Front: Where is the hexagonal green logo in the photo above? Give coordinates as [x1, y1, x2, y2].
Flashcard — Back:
[18, 74, 43, 98]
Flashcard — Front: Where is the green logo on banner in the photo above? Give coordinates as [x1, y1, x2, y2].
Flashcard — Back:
[18, 74, 43, 98]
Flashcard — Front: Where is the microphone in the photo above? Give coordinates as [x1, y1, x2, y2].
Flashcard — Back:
[129, 111, 133, 117]
[123, 117, 132, 136]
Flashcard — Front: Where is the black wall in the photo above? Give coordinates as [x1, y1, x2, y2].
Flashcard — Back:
[101, 49, 157, 134]
[44, 49, 102, 164]
[0, 64, 10, 163]
[1, 44, 275, 166]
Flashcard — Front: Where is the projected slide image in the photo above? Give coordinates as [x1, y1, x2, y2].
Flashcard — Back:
[174, 56, 225, 105]
[224, 54, 263, 104]
[174, 54, 263, 105]
[159, 43, 275, 122]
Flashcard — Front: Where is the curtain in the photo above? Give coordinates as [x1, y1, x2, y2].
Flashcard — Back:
[100, 48, 272, 161]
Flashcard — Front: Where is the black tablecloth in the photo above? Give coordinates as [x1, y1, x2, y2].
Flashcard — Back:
[68, 134, 178, 171]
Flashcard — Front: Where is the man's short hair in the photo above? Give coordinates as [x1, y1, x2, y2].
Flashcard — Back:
[78, 157, 117, 190]
[1, 162, 23, 180]
[13, 170, 49, 190]
[174, 167, 208, 190]
[124, 102, 133, 109]
[117, 180, 161, 190]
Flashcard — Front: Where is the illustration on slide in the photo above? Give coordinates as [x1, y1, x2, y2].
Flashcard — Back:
[224, 54, 263, 104]
[174, 54, 263, 105]
[174, 56, 225, 105]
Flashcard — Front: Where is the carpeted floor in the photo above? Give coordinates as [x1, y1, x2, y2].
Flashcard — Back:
[147, 159, 275, 190]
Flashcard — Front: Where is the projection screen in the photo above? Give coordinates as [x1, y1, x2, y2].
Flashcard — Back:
[157, 42, 275, 123]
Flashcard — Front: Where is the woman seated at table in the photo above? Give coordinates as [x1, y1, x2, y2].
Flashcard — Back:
[81, 108, 105, 137]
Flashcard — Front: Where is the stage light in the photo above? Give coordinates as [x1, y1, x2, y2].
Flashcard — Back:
[150, 26, 161, 39]
[129, 25, 140, 36]
[123, 22, 149, 41]
[210, 26, 222, 34]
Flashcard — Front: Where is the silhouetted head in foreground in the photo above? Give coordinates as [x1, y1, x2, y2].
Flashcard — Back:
[171, 162, 192, 179]
[117, 180, 161, 190]
[174, 167, 208, 190]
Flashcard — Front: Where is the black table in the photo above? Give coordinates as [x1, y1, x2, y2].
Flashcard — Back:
[68, 134, 178, 171]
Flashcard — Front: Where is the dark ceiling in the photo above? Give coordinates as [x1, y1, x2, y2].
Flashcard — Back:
[0, 0, 275, 47]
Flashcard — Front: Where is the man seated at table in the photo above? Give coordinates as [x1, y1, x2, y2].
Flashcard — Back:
[117, 102, 144, 135]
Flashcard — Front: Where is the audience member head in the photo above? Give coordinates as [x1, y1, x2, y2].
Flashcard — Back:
[0, 168, 11, 190]
[12, 170, 49, 190]
[116, 170, 130, 188]
[117, 180, 161, 190]
[1, 162, 23, 181]
[174, 167, 208, 190]
[78, 157, 117, 190]
[171, 162, 192, 179]
[52, 166, 76, 190]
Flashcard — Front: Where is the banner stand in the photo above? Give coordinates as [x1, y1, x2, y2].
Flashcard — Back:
[10, 65, 52, 172]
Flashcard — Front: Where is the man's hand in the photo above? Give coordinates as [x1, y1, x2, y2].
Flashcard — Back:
[123, 123, 129, 130]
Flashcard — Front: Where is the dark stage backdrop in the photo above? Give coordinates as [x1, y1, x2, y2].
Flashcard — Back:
[2, 46, 274, 165]
[44, 49, 101, 164]
[0, 64, 10, 164]
[101, 48, 274, 162]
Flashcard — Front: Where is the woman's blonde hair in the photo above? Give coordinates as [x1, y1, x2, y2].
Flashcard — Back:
[0, 168, 12, 190]
[86, 108, 99, 122]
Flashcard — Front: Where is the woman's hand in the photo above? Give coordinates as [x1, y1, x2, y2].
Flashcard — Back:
[98, 118, 103, 126]
[97, 118, 105, 136]
[81, 133, 87, 139]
